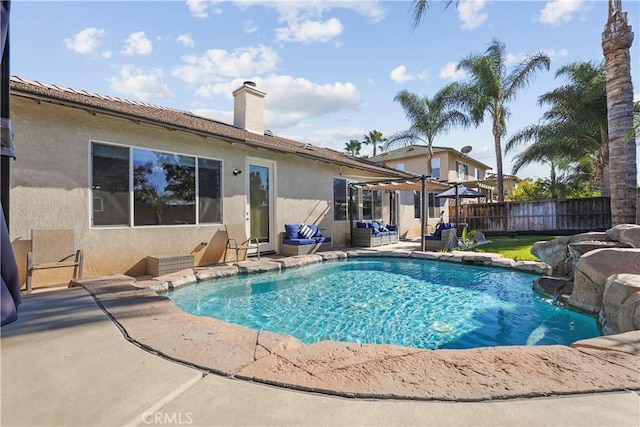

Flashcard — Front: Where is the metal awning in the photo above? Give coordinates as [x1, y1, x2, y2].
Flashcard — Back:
[348, 176, 449, 193]
[348, 176, 450, 252]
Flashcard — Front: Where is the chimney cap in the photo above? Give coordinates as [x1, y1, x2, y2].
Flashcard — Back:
[243, 81, 256, 87]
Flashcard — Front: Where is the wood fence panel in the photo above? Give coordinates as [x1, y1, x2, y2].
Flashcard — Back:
[556, 197, 611, 231]
[462, 197, 611, 233]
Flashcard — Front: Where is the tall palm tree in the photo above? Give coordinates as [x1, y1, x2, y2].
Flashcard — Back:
[385, 85, 470, 177]
[452, 39, 550, 202]
[362, 130, 386, 157]
[344, 139, 362, 157]
[602, 0, 637, 224]
[506, 61, 608, 195]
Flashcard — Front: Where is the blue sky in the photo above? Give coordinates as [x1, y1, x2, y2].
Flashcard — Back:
[9, 0, 640, 181]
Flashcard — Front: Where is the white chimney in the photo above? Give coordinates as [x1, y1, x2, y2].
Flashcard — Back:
[233, 81, 266, 135]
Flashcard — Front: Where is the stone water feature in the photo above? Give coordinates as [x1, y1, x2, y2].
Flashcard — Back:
[531, 224, 640, 335]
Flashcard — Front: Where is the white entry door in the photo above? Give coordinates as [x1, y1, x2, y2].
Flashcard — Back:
[246, 159, 275, 253]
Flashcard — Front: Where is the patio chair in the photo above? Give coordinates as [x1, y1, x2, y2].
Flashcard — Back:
[26, 229, 83, 293]
[223, 224, 260, 262]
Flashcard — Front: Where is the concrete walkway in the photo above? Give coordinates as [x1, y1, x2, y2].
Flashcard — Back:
[2, 286, 639, 426]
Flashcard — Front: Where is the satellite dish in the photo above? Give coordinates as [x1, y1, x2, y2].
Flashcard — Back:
[461, 145, 473, 155]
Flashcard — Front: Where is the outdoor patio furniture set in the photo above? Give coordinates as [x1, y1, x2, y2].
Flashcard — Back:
[351, 220, 399, 247]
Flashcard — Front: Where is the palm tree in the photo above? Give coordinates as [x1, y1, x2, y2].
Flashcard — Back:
[452, 39, 550, 202]
[506, 61, 608, 196]
[602, 0, 637, 225]
[386, 85, 470, 176]
[362, 130, 386, 157]
[344, 139, 362, 157]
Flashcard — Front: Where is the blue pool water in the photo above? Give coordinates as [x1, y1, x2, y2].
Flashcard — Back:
[168, 258, 601, 350]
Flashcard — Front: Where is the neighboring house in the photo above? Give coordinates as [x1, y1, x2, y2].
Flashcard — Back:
[482, 173, 522, 201]
[370, 145, 493, 235]
[8, 77, 420, 287]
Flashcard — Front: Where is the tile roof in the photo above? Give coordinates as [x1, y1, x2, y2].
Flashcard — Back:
[9, 76, 416, 179]
[370, 144, 493, 170]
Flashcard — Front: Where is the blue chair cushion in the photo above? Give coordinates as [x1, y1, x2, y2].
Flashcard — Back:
[285, 224, 300, 239]
[309, 224, 322, 237]
[283, 238, 316, 245]
[371, 221, 380, 231]
[314, 236, 331, 243]
[356, 222, 369, 229]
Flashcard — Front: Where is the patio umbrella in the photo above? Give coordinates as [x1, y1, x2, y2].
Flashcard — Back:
[435, 184, 486, 228]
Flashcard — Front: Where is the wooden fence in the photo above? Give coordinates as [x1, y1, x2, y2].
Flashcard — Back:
[459, 197, 611, 234]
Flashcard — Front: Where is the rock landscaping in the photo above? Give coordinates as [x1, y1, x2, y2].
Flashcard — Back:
[531, 224, 640, 335]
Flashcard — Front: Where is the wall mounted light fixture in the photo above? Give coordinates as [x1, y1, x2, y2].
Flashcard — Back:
[233, 168, 242, 176]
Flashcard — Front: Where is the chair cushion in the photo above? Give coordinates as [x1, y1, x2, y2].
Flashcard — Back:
[314, 236, 331, 243]
[285, 224, 300, 239]
[283, 238, 316, 245]
[356, 222, 369, 229]
[299, 224, 315, 239]
[309, 224, 321, 237]
[371, 222, 380, 230]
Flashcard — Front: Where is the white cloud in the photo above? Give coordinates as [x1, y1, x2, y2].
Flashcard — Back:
[122, 32, 153, 56]
[101, 51, 113, 59]
[244, 20, 258, 34]
[109, 65, 174, 101]
[186, 0, 222, 18]
[389, 65, 414, 84]
[192, 108, 233, 125]
[503, 48, 568, 66]
[439, 62, 467, 81]
[177, 33, 195, 48]
[238, 1, 387, 24]
[389, 65, 429, 84]
[458, 0, 488, 30]
[302, 126, 370, 151]
[539, 0, 584, 26]
[64, 27, 106, 55]
[173, 45, 278, 84]
[275, 18, 344, 44]
[194, 75, 360, 130]
[634, 93, 640, 103]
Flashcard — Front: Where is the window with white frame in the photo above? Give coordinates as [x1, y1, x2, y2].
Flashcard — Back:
[91, 142, 222, 227]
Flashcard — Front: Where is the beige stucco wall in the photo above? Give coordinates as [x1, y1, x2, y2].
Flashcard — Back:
[8, 96, 398, 288]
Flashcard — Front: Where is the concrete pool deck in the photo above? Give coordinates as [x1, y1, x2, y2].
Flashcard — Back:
[2, 247, 640, 426]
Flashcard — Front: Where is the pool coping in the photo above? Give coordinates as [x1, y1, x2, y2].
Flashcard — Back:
[70, 249, 640, 402]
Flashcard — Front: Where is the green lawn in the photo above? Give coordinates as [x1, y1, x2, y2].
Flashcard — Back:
[474, 234, 561, 261]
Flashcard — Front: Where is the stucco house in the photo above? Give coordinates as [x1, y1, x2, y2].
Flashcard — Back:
[8, 76, 429, 288]
[369, 145, 494, 234]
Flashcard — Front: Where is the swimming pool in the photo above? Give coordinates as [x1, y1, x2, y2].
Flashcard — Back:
[168, 258, 601, 350]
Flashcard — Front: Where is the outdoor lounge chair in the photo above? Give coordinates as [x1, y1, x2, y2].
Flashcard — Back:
[280, 224, 332, 256]
[26, 229, 83, 294]
[223, 224, 260, 262]
[424, 222, 458, 251]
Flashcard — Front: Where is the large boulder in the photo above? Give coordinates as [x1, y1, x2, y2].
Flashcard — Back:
[602, 274, 640, 334]
[568, 248, 640, 314]
[531, 232, 613, 276]
[605, 224, 640, 247]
